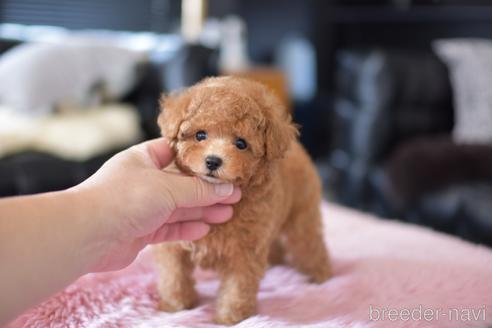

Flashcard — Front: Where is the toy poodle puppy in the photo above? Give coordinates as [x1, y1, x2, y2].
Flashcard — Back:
[153, 76, 331, 325]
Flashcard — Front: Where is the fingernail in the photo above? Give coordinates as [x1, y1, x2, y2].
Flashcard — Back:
[214, 183, 234, 197]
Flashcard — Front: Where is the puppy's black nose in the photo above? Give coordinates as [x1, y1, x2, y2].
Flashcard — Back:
[205, 155, 222, 171]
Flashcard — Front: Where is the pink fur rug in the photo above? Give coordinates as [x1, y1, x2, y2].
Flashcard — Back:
[8, 203, 492, 328]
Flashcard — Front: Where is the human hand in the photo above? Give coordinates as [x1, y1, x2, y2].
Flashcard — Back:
[73, 138, 241, 272]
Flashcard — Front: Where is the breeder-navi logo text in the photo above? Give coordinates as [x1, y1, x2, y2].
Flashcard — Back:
[369, 304, 486, 322]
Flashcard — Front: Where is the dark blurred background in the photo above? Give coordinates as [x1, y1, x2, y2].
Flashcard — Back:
[2, 0, 492, 246]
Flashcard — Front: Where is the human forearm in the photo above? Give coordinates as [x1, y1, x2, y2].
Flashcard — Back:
[0, 189, 103, 326]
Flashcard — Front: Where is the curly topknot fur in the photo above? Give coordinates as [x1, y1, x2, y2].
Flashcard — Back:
[153, 76, 331, 325]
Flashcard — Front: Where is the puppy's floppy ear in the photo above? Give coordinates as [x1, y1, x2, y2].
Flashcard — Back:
[158, 91, 191, 143]
[264, 107, 299, 160]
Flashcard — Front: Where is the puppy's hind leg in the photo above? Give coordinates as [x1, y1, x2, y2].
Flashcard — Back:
[282, 207, 332, 283]
[152, 243, 197, 312]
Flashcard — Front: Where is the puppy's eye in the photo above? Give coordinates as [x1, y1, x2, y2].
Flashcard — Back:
[235, 138, 248, 150]
[195, 130, 207, 141]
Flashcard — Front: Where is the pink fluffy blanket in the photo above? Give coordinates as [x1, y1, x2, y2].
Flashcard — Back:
[8, 203, 492, 328]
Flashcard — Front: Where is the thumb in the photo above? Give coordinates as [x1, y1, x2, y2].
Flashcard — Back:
[165, 175, 236, 208]
[134, 138, 175, 169]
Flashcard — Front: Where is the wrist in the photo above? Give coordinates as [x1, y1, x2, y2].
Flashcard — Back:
[61, 187, 114, 273]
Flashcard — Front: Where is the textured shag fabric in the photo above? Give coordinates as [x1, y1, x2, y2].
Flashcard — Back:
[8, 203, 492, 328]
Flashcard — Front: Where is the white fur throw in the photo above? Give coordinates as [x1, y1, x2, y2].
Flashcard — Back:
[0, 104, 143, 161]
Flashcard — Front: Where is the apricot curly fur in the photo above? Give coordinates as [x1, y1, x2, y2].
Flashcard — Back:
[153, 76, 332, 325]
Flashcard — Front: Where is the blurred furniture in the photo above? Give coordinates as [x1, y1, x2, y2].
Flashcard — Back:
[330, 48, 492, 246]
[0, 58, 163, 196]
[311, 1, 492, 246]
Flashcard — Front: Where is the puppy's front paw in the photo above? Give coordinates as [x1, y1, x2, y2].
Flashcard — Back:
[157, 289, 197, 312]
[214, 302, 256, 325]
[309, 263, 332, 284]
[158, 298, 195, 312]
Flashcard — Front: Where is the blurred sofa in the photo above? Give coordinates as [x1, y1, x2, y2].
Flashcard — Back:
[330, 48, 492, 245]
